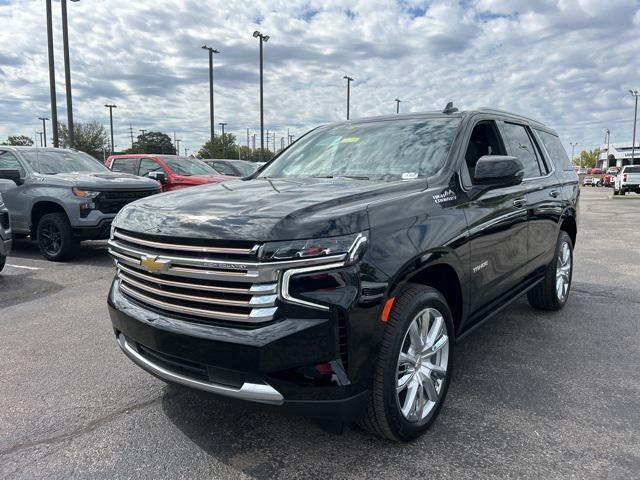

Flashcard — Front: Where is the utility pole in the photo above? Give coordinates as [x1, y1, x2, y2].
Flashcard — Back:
[273, 131, 276, 153]
[265, 129, 269, 152]
[61, 0, 78, 148]
[104, 104, 117, 154]
[395, 98, 401, 114]
[45, 0, 59, 147]
[176, 139, 181, 155]
[202, 45, 219, 159]
[570, 142, 578, 167]
[252, 134, 256, 151]
[128, 123, 135, 149]
[287, 128, 290, 146]
[280, 137, 284, 151]
[253, 31, 269, 161]
[246, 128, 250, 149]
[38, 117, 49, 147]
[343, 75, 354, 120]
[604, 128, 611, 169]
[629, 90, 639, 166]
[219, 122, 227, 158]
[139, 129, 147, 153]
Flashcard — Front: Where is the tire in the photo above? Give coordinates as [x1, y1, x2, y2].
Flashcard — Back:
[359, 284, 454, 442]
[527, 230, 573, 311]
[0, 254, 5, 272]
[36, 212, 79, 261]
[613, 189, 618, 196]
[620, 189, 626, 196]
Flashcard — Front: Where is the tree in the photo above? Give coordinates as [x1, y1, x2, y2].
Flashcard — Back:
[575, 148, 601, 168]
[125, 131, 176, 155]
[197, 133, 239, 159]
[2, 135, 34, 146]
[57, 121, 109, 157]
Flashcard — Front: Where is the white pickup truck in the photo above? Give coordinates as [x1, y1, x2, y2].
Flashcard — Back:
[613, 165, 640, 196]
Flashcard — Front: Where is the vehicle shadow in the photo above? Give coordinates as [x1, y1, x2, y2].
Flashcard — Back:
[160, 298, 569, 479]
[9, 238, 113, 266]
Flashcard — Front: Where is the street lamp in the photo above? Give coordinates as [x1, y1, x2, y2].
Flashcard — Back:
[343, 75, 354, 120]
[45, 0, 59, 147]
[104, 104, 117, 153]
[61, 0, 80, 148]
[395, 98, 401, 114]
[219, 122, 227, 158]
[201, 45, 219, 159]
[629, 89, 639, 166]
[253, 31, 269, 161]
[36, 131, 44, 147]
[38, 117, 49, 147]
[570, 142, 578, 166]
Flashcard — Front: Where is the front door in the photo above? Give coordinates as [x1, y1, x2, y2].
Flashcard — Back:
[0, 150, 28, 232]
[458, 119, 529, 315]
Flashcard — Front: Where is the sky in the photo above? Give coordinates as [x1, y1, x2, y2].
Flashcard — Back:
[0, 0, 639, 156]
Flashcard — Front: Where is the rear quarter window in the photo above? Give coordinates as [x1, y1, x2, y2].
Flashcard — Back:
[111, 158, 139, 175]
[536, 130, 573, 171]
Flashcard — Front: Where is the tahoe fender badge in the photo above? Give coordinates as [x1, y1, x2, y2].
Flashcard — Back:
[140, 255, 172, 274]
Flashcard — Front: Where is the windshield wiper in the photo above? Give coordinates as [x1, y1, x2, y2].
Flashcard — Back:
[312, 175, 370, 180]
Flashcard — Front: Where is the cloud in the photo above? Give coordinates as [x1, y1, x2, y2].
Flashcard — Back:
[0, 0, 638, 155]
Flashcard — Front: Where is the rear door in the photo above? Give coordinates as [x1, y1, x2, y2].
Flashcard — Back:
[499, 122, 562, 274]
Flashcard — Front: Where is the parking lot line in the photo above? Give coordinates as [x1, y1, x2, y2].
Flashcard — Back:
[6, 264, 41, 270]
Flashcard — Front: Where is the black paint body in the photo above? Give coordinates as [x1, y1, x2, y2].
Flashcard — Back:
[108, 109, 579, 420]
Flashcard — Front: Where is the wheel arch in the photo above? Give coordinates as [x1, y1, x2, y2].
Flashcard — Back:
[30, 200, 68, 236]
[386, 249, 467, 337]
[558, 207, 577, 247]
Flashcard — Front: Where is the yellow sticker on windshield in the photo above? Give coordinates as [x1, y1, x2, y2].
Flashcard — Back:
[340, 137, 360, 143]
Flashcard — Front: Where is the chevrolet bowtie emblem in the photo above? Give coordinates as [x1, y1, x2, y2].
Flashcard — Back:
[140, 255, 171, 274]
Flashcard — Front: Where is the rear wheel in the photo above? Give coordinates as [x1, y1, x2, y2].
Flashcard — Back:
[527, 230, 573, 311]
[359, 285, 454, 442]
[37, 212, 79, 261]
[0, 254, 5, 272]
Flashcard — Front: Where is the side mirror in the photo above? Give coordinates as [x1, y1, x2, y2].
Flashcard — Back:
[148, 171, 167, 184]
[473, 155, 524, 188]
[0, 168, 22, 185]
[0, 178, 18, 194]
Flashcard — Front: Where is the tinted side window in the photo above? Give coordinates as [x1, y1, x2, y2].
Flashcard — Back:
[501, 122, 542, 178]
[463, 120, 507, 185]
[536, 130, 572, 171]
[111, 158, 139, 175]
[213, 162, 237, 175]
[0, 151, 24, 174]
[139, 158, 161, 177]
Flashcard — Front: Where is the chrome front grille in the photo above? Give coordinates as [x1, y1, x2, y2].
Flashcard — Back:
[108, 228, 277, 325]
[108, 228, 347, 325]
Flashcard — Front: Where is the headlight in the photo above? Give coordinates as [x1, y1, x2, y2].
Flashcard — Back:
[72, 187, 101, 198]
[259, 233, 367, 263]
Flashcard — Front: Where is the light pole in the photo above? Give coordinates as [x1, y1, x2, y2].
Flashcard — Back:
[629, 90, 639, 166]
[104, 104, 116, 153]
[37, 131, 44, 147]
[395, 98, 401, 114]
[45, 0, 59, 148]
[219, 122, 227, 158]
[176, 139, 181, 155]
[38, 117, 49, 147]
[570, 142, 578, 167]
[343, 75, 354, 120]
[253, 31, 269, 161]
[201, 45, 219, 159]
[61, 0, 80, 148]
[604, 128, 611, 169]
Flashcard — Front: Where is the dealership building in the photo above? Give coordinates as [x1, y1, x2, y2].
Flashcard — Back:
[598, 143, 640, 169]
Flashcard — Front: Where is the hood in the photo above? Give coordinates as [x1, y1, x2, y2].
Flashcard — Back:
[172, 174, 232, 185]
[43, 171, 159, 190]
[114, 177, 426, 241]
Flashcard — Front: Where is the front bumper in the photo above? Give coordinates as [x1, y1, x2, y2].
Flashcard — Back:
[108, 281, 369, 421]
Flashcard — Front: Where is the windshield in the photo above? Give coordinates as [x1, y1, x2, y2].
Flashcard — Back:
[20, 150, 108, 174]
[163, 157, 218, 176]
[624, 166, 640, 173]
[233, 162, 259, 176]
[260, 118, 460, 181]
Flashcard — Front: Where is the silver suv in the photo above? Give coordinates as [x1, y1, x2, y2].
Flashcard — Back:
[0, 147, 160, 261]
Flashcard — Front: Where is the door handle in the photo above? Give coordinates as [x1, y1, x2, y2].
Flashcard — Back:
[513, 198, 527, 208]
[549, 190, 559, 198]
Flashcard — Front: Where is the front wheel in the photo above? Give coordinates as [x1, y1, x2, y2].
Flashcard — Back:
[527, 230, 573, 311]
[37, 212, 79, 261]
[359, 285, 454, 442]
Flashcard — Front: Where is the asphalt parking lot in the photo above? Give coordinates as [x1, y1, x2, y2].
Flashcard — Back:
[1, 187, 639, 479]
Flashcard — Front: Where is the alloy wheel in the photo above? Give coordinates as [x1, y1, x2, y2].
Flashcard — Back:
[40, 222, 62, 256]
[556, 241, 572, 301]
[396, 307, 449, 422]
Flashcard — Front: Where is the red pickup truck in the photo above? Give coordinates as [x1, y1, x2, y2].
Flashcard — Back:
[105, 155, 232, 192]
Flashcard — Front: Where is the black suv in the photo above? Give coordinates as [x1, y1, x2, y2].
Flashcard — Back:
[107, 107, 578, 441]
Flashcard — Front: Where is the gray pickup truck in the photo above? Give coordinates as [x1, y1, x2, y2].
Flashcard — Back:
[0, 147, 160, 261]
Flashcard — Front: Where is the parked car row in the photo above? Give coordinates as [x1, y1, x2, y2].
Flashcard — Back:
[613, 165, 640, 196]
